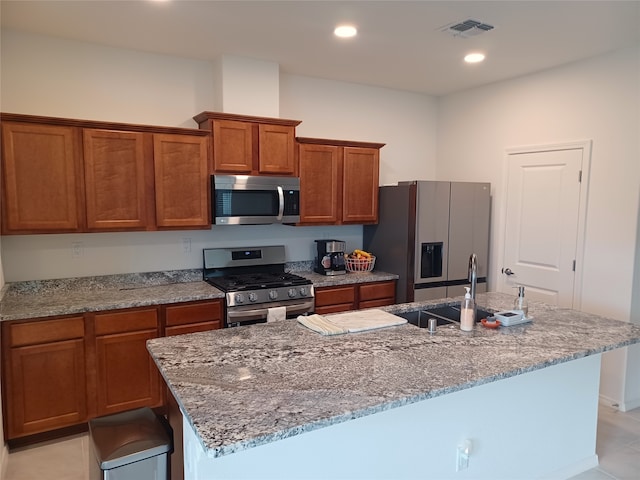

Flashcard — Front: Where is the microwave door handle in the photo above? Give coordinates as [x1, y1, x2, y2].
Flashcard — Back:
[276, 185, 284, 220]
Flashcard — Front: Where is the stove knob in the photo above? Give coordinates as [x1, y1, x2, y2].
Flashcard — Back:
[235, 293, 245, 304]
[248, 292, 258, 302]
[288, 288, 297, 298]
[299, 287, 308, 296]
[269, 290, 278, 300]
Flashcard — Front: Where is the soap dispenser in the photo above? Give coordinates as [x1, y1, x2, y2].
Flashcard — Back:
[513, 286, 529, 317]
[460, 287, 475, 331]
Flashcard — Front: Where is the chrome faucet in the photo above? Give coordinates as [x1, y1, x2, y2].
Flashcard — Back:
[468, 253, 478, 301]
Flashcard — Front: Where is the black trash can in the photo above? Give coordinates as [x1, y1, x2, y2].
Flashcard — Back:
[89, 407, 171, 480]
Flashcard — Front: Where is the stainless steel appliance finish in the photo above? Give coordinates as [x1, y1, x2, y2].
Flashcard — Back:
[203, 245, 314, 327]
[212, 175, 300, 225]
[363, 181, 490, 303]
[314, 239, 347, 276]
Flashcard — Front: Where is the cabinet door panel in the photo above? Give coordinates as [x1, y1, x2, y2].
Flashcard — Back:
[359, 281, 396, 302]
[154, 134, 210, 228]
[83, 129, 149, 230]
[95, 329, 161, 416]
[298, 144, 341, 224]
[314, 286, 356, 309]
[213, 120, 253, 173]
[94, 308, 158, 335]
[8, 316, 84, 347]
[1, 122, 81, 233]
[165, 300, 223, 327]
[7, 339, 87, 438]
[258, 124, 296, 175]
[342, 147, 379, 223]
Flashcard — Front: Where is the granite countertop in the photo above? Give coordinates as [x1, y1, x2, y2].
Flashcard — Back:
[0, 270, 224, 321]
[0, 267, 398, 321]
[146, 292, 640, 459]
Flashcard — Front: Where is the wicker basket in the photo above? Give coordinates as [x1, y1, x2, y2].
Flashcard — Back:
[345, 255, 376, 273]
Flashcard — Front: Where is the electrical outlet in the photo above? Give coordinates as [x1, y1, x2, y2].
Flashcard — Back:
[182, 238, 192, 254]
[71, 242, 84, 258]
[456, 439, 472, 471]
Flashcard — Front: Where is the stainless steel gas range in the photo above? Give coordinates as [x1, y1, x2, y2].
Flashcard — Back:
[203, 245, 315, 327]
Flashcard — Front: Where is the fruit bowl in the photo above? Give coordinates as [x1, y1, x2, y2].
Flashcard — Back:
[345, 255, 376, 273]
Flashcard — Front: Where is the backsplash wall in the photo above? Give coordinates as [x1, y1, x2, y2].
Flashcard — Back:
[0, 225, 363, 282]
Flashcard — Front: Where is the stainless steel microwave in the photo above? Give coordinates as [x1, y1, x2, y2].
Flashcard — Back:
[212, 175, 300, 225]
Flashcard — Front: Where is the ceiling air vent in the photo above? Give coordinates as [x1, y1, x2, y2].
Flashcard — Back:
[442, 19, 494, 38]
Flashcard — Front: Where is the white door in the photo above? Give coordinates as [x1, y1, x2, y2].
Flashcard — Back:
[500, 143, 589, 308]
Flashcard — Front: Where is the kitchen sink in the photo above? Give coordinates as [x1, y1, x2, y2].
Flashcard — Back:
[395, 305, 494, 329]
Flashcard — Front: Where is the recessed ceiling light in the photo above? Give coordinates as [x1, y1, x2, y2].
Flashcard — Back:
[334, 25, 357, 38]
[464, 52, 485, 63]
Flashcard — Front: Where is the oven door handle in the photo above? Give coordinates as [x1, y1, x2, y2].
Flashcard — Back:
[227, 299, 315, 322]
[276, 185, 284, 220]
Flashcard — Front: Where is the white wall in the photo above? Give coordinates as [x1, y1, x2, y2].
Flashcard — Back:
[1, 29, 638, 405]
[436, 44, 640, 407]
[279, 74, 438, 186]
[0, 29, 438, 281]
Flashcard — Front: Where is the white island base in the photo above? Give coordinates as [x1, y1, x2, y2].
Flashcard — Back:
[182, 354, 601, 480]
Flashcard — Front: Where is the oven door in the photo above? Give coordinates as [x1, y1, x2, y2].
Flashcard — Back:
[226, 298, 315, 327]
[213, 175, 300, 225]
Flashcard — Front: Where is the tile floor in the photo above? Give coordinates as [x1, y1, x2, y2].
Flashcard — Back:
[1, 402, 639, 479]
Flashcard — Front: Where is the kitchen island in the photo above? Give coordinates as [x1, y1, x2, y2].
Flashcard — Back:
[146, 292, 640, 479]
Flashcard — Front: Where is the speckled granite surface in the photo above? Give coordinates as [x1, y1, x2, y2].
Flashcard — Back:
[0, 269, 224, 320]
[146, 292, 640, 459]
[0, 268, 397, 321]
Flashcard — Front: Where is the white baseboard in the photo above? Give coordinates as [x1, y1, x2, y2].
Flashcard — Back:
[540, 454, 599, 480]
[599, 393, 640, 412]
[599, 393, 621, 408]
[0, 443, 8, 480]
[619, 397, 640, 412]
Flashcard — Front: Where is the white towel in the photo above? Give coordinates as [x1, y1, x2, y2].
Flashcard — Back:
[327, 309, 407, 332]
[297, 314, 348, 336]
[267, 306, 287, 322]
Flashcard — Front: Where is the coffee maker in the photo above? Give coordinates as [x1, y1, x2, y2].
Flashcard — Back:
[314, 240, 346, 276]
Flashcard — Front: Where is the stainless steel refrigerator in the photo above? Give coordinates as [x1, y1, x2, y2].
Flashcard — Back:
[363, 181, 491, 303]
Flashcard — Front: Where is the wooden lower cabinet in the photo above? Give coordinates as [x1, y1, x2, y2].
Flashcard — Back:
[359, 281, 397, 310]
[1, 316, 87, 439]
[314, 280, 396, 314]
[92, 308, 162, 417]
[314, 285, 357, 314]
[163, 299, 223, 337]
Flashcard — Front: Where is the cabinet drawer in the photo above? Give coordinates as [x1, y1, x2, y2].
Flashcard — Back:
[165, 321, 221, 337]
[94, 308, 158, 335]
[6, 316, 85, 347]
[165, 300, 222, 327]
[314, 285, 356, 308]
[359, 281, 396, 302]
[359, 298, 395, 310]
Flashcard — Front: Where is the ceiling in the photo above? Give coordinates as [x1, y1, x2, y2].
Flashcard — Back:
[1, 0, 639, 96]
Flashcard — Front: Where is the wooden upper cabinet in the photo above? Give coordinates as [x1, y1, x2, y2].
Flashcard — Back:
[1, 122, 83, 234]
[193, 111, 301, 176]
[342, 146, 380, 224]
[258, 123, 297, 175]
[298, 143, 341, 224]
[212, 120, 253, 173]
[1, 113, 211, 234]
[83, 129, 151, 231]
[297, 138, 384, 225]
[153, 133, 210, 228]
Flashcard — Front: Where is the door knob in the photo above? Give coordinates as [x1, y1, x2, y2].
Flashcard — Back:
[502, 268, 515, 276]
